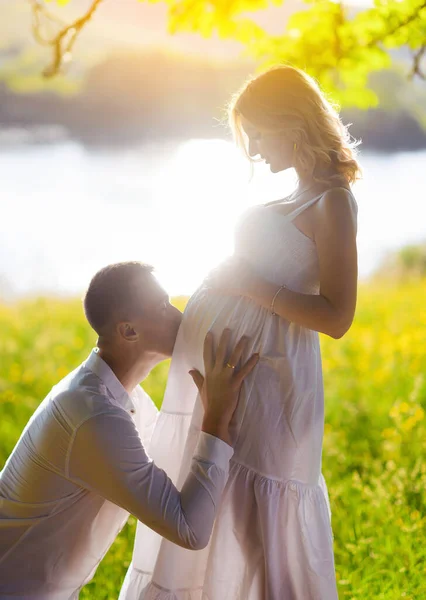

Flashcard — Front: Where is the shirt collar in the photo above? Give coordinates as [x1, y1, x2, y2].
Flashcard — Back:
[84, 348, 136, 414]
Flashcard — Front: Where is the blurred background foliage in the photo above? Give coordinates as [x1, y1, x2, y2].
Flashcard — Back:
[1, 279, 425, 598]
[374, 242, 426, 280]
[1, 0, 426, 150]
[21, 0, 426, 107]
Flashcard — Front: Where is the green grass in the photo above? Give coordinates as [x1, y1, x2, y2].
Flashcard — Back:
[1, 284, 425, 599]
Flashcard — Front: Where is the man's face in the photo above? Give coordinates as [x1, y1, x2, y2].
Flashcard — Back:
[133, 274, 183, 359]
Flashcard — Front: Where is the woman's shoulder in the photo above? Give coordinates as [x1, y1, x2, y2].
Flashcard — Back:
[318, 185, 358, 215]
[311, 186, 358, 238]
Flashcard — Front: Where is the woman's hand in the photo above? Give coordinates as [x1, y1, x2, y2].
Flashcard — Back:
[204, 256, 261, 299]
[189, 328, 259, 446]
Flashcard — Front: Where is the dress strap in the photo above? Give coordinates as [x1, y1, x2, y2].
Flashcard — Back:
[287, 192, 326, 221]
[287, 187, 354, 221]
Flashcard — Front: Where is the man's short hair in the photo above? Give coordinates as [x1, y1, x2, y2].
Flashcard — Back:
[83, 262, 154, 335]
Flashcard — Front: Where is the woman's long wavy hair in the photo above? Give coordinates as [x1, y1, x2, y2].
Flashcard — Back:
[227, 65, 362, 185]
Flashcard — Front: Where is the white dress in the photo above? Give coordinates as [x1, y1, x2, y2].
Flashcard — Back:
[120, 189, 357, 600]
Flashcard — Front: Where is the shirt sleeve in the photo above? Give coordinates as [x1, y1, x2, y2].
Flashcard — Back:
[67, 410, 233, 550]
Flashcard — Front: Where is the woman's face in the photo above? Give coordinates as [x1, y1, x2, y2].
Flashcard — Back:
[240, 115, 294, 174]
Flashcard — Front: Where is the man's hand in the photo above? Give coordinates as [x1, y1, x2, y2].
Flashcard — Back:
[189, 328, 259, 446]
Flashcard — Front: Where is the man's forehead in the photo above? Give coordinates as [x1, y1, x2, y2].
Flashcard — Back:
[138, 272, 168, 304]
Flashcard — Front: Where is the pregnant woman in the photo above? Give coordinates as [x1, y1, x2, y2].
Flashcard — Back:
[120, 65, 360, 600]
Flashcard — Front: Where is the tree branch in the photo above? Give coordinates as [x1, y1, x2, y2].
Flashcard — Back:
[363, 0, 426, 83]
[364, 0, 426, 50]
[410, 44, 426, 80]
[29, 0, 104, 77]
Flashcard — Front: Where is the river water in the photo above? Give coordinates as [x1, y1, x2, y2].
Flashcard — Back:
[1, 139, 425, 298]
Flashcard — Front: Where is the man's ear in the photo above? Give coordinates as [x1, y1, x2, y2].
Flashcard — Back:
[117, 322, 139, 342]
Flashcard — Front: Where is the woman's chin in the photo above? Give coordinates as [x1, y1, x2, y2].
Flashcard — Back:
[269, 162, 286, 174]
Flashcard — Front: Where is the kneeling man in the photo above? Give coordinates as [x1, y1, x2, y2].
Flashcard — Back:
[0, 262, 258, 599]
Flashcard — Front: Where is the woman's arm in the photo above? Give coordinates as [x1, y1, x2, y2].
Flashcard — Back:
[250, 189, 358, 338]
[209, 188, 358, 339]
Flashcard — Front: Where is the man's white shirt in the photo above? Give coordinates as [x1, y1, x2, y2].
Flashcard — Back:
[0, 349, 233, 599]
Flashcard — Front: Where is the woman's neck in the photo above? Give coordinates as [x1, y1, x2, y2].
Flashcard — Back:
[295, 168, 347, 193]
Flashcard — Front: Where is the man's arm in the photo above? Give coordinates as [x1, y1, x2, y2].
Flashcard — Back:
[67, 409, 232, 550]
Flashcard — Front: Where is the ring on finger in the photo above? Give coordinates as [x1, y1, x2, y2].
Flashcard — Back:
[226, 362, 236, 369]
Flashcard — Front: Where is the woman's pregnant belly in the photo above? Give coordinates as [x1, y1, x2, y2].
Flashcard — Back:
[181, 286, 272, 372]
[180, 286, 324, 481]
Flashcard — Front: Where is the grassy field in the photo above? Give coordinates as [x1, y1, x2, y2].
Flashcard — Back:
[0, 283, 425, 599]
